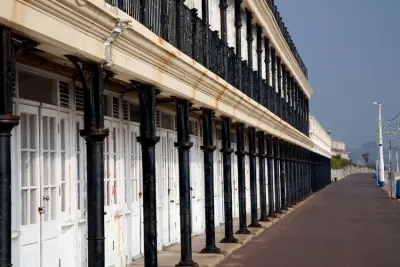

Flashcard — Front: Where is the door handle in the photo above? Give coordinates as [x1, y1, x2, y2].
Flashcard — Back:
[38, 207, 45, 215]
[190, 187, 193, 191]
[170, 200, 174, 203]
[43, 196, 50, 201]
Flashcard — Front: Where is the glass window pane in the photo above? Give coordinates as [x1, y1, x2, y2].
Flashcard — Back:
[30, 189, 37, 224]
[43, 153, 49, 186]
[60, 119, 65, 150]
[43, 117, 48, 150]
[51, 188, 56, 220]
[49, 117, 56, 150]
[22, 190, 28, 225]
[51, 153, 56, 184]
[129, 104, 140, 122]
[21, 151, 29, 187]
[18, 70, 57, 105]
[20, 114, 28, 149]
[29, 115, 36, 149]
[30, 152, 36, 186]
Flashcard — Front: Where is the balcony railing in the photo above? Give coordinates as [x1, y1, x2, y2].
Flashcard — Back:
[105, 0, 308, 135]
[265, 0, 308, 79]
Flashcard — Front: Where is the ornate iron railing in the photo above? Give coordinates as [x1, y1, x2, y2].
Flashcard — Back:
[265, 0, 308, 79]
[105, 0, 308, 135]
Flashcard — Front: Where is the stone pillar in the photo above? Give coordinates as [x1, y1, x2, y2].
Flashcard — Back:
[174, 99, 198, 267]
[236, 123, 250, 234]
[200, 109, 221, 253]
[220, 117, 238, 243]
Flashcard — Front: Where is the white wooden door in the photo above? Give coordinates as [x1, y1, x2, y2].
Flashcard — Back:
[128, 124, 143, 258]
[20, 105, 41, 267]
[245, 138, 250, 213]
[190, 137, 203, 235]
[214, 140, 224, 226]
[75, 116, 88, 267]
[167, 132, 179, 244]
[231, 143, 239, 218]
[104, 120, 118, 266]
[158, 131, 170, 247]
[19, 105, 60, 267]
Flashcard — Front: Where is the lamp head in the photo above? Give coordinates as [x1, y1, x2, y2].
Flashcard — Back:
[373, 102, 380, 105]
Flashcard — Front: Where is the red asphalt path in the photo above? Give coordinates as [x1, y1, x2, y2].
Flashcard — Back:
[218, 173, 400, 267]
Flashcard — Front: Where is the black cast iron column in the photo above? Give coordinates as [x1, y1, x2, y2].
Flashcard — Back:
[202, 0, 210, 68]
[293, 146, 298, 204]
[220, 117, 238, 243]
[266, 135, 276, 217]
[273, 137, 282, 214]
[0, 27, 19, 267]
[280, 140, 287, 210]
[220, 0, 228, 80]
[200, 109, 221, 253]
[264, 38, 271, 110]
[246, 9, 254, 98]
[271, 48, 277, 114]
[248, 127, 261, 227]
[235, 0, 242, 59]
[258, 132, 269, 221]
[285, 142, 292, 207]
[256, 25, 263, 105]
[76, 62, 110, 267]
[174, 99, 198, 267]
[277, 56, 282, 118]
[236, 123, 250, 234]
[137, 85, 161, 267]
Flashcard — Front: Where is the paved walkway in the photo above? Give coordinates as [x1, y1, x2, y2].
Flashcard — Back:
[218, 173, 400, 267]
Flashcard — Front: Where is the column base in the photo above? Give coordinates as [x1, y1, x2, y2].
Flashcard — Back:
[248, 222, 263, 228]
[236, 229, 251, 235]
[175, 260, 199, 267]
[220, 236, 239, 243]
[268, 213, 278, 218]
[200, 246, 222, 254]
[258, 217, 270, 222]
[379, 181, 385, 187]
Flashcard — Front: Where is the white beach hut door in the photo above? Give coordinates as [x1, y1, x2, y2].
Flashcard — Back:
[19, 104, 60, 267]
[231, 143, 239, 218]
[167, 132, 179, 244]
[128, 124, 143, 257]
[103, 120, 118, 266]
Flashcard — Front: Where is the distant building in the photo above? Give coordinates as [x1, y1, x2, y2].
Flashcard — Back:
[309, 116, 332, 158]
[327, 130, 350, 159]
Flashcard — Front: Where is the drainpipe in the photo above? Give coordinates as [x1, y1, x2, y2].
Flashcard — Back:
[105, 19, 131, 67]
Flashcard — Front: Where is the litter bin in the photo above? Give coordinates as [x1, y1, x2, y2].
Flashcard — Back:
[396, 179, 400, 199]
[334, 177, 337, 182]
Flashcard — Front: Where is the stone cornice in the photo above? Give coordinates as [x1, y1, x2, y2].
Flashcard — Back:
[244, 0, 313, 98]
[2, 0, 312, 149]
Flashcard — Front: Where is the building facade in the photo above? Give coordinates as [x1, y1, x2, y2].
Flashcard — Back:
[0, 1, 331, 267]
[331, 140, 349, 159]
[309, 116, 332, 159]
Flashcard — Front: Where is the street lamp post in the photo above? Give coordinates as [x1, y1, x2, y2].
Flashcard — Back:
[373, 102, 385, 187]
